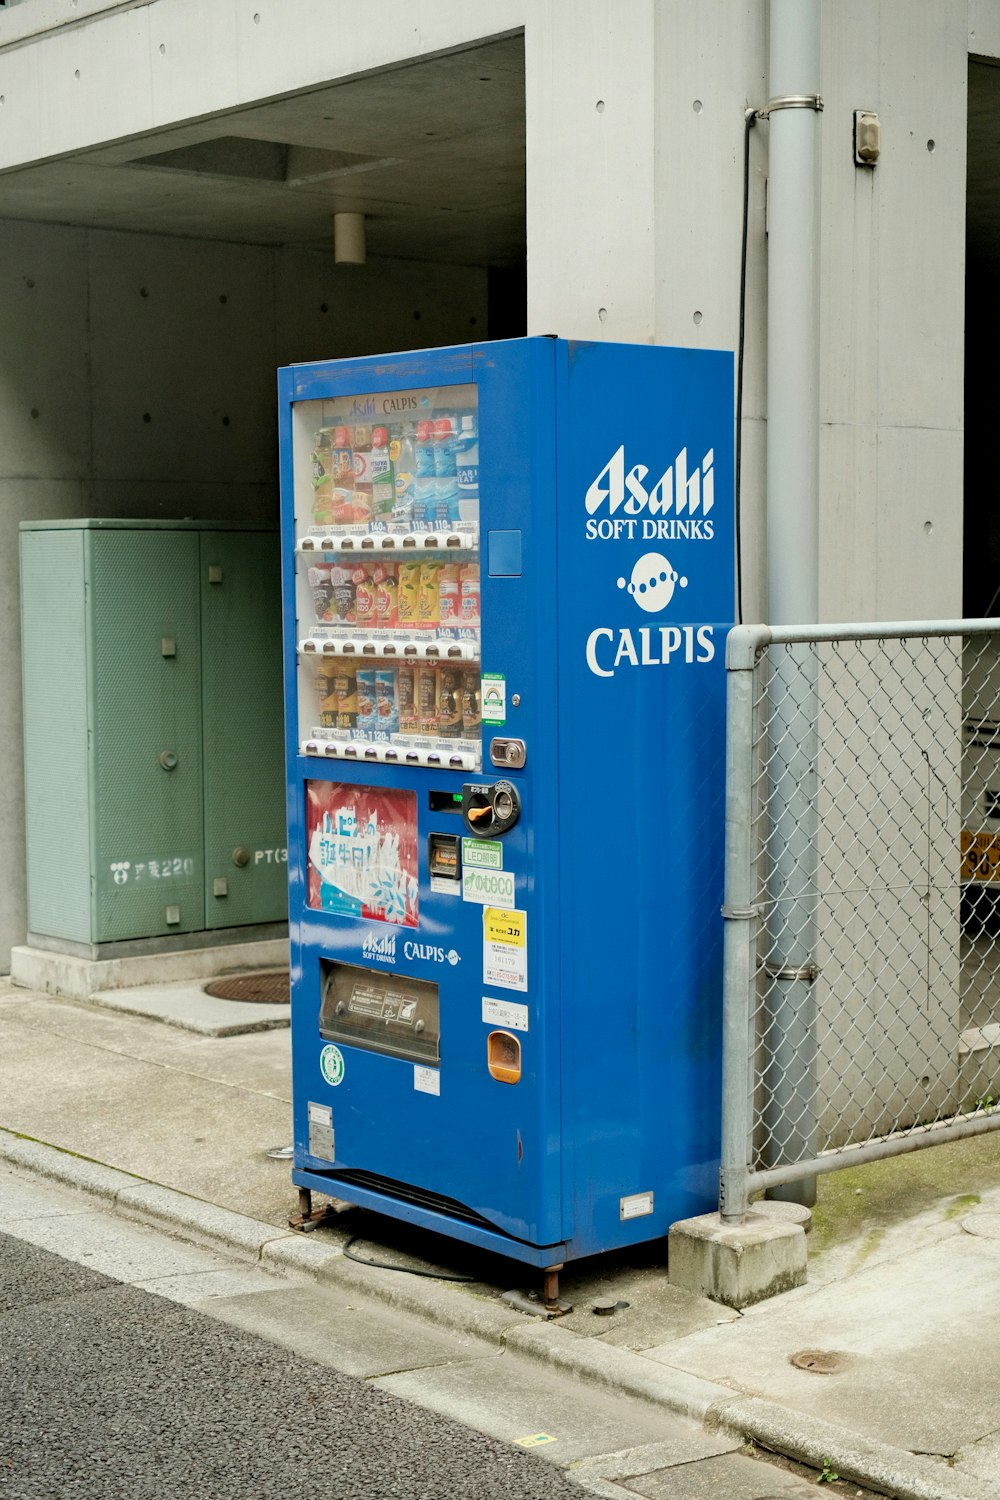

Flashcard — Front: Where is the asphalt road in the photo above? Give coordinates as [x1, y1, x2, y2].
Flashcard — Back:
[0, 1231, 589, 1500]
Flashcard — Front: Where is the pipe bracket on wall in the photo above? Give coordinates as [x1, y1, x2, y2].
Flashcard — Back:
[757, 94, 823, 118]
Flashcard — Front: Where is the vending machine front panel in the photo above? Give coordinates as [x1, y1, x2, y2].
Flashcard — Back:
[281, 338, 732, 1271]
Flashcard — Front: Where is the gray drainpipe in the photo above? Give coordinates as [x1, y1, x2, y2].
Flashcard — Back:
[761, 0, 823, 1206]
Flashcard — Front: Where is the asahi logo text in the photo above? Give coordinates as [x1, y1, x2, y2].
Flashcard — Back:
[363, 930, 397, 965]
[585, 446, 715, 541]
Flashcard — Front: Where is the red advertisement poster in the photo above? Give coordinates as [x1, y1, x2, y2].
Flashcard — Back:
[305, 781, 418, 927]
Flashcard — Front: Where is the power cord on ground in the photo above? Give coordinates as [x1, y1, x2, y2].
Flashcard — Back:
[341, 1234, 475, 1282]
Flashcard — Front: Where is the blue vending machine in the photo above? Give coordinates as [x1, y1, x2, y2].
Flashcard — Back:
[279, 337, 733, 1289]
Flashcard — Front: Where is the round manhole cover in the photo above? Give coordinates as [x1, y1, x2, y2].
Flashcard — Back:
[204, 971, 290, 1004]
[789, 1348, 846, 1374]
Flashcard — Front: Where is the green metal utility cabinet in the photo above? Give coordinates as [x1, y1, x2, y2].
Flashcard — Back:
[20, 520, 287, 952]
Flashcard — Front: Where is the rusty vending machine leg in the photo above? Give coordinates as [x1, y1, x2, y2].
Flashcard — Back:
[542, 1266, 562, 1308]
[289, 1186, 313, 1228]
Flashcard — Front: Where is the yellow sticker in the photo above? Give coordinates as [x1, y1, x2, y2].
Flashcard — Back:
[484, 908, 526, 947]
[962, 830, 1000, 882]
[513, 1433, 557, 1448]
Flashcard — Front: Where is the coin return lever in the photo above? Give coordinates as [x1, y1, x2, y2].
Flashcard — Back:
[462, 779, 521, 838]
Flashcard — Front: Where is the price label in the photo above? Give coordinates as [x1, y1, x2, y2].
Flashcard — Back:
[463, 868, 515, 906]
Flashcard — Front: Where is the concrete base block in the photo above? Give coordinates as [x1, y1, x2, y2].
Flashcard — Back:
[9, 938, 289, 1000]
[667, 1211, 808, 1309]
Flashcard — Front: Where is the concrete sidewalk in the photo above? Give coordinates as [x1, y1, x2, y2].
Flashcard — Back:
[3, 976, 1000, 1500]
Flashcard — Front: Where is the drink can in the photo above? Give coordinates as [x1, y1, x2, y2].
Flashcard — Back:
[438, 564, 460, 624]
[460, 563, 481, 626]
[307, 565, 333, 623]
[397, 665, 418, 734]
[417, 665, 439, 736]
[397, 562, 422, 629]
[333, 668, 358, 733]
[462, 670, 482, 737]
[316, 661, 339, 725]
[437, 666, 463, 738]
[355, 668, 377, 739]
[328, 565, 356, 626]
[374, 563, 398, 628]
[418, 562, 440, 629]
[374, 668, 399, 738]
[353, 566, 377, 629]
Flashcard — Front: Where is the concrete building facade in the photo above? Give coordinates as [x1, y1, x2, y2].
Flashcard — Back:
[0, 0, 993, 970]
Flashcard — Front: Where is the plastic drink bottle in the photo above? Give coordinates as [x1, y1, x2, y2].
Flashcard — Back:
[351, 425, 374, 523]
[369, 425, 395, 524]
[455, 414, 479, 527]
[392, 422, 417, 526]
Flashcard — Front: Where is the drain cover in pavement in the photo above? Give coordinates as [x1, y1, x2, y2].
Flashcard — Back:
[789, 1348, 846, 1374]
[204, 971, 290, 1004]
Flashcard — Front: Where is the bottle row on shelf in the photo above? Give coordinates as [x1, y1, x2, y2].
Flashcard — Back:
[309, 659, 481, 744]
[305, 557, 480, 632]
[308, 413, 478, 535]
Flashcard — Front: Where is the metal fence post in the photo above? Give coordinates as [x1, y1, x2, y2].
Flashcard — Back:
[719, 626, 770, 1224]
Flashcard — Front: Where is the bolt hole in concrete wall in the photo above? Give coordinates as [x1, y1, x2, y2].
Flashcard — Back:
[0, 33, 527, 968]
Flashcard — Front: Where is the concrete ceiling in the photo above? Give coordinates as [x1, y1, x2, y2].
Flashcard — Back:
[0, 34, 526, 267]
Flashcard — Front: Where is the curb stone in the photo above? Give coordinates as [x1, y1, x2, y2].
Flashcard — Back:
[0, 1129, 988, 1500]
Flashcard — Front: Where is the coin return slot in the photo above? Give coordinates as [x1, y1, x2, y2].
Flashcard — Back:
[487, 1030, 521, 1084]
[428, 832, 461, 887]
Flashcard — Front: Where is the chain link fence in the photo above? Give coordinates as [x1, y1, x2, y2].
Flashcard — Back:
[719, 621, 1000, 1222]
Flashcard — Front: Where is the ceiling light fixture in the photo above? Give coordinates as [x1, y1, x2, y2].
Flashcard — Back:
[334, 211, 366, 265]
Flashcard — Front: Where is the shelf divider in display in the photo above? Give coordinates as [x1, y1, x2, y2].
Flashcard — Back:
[298, 635, 480, 662]
[296, 530, 478, 557]
[300, 739, 481, 772]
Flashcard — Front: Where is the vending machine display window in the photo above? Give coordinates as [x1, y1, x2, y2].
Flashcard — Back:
[291, 385, 481, 772]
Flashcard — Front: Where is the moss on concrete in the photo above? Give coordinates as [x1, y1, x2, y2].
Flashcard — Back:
[807, 1132, 1000, 1258]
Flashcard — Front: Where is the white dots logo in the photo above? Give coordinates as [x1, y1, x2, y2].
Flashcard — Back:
[617, 553, 688, 614]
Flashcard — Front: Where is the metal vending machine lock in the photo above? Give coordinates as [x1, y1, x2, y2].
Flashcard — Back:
[461, 779, 521, 838]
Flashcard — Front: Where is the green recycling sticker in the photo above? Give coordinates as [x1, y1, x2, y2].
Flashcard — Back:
[320, 1044, 345, 1087]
